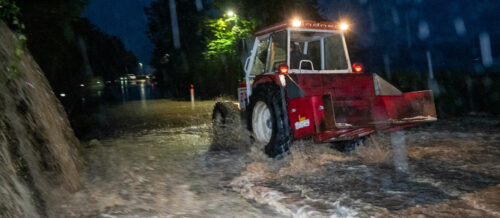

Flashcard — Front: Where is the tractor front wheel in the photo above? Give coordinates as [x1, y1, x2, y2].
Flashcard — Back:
[247, 84, 291, 158]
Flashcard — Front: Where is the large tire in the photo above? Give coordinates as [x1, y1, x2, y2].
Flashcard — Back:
[247, 83, 291, 158]
[211, 102, 248, 151]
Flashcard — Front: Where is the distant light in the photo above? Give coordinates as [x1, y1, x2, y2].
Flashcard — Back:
[139, 62, 143, 67]
[97, 81, 101, 84]
[227, 11, 235, 17]
[60, 93, 66, 97]
[80, 84, 85, 87]
[340, 23, 349, 31]
[292, 19, 302, 27]
[190, 84, 194, 88]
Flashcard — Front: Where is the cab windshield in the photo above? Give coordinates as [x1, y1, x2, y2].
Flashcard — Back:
[289, 31, 349, 72]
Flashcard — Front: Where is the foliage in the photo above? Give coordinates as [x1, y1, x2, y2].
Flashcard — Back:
[0, 0, 23, 33]
[6, 0, 137, 94]
[0, 0, 28, 83]
[14, 0, 88, 94]
[213, 0, 322, 27]
[203, 15, 255, 60]
[146, 0, 323, 98]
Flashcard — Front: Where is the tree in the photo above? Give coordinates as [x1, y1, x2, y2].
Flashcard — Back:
[213, 0, 322, 27]
[14, 0, 88, 94]
[146, 0, 206, 98]
[199, 14, 255, 97]
[75, 19, 138, 82]
[146, 0, 323, 98]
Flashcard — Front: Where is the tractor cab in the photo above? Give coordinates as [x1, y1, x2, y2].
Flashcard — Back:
[246, 20, 352, 76]
[240, 20, 354, 108]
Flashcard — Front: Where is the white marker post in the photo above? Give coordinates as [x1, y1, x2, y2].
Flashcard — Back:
[190, 84, 195, 110]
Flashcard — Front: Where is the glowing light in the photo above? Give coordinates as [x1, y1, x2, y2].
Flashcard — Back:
[340, 22, 349, 31]
[60, 93, 66, 97]
[80, 84, 85, 87]
[352, 63, 363, 73]
[279, 64, 289, 74]
[227, 11, 235, 17]
[292, 19, 302, 27]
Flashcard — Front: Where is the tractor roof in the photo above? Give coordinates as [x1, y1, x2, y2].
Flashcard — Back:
[254, 20, 345, 37]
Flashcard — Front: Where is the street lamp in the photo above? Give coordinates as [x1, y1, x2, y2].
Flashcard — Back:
[227, 10, 235, 17]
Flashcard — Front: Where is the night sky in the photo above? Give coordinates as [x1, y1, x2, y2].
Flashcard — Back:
[84, 0, 156, 69]
[83, 0, 498, 73]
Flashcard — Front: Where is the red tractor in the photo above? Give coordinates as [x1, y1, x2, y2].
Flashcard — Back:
[213, 19, 437, 158]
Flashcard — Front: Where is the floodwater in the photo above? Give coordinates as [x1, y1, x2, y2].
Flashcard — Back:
[53, 100, 500, 217]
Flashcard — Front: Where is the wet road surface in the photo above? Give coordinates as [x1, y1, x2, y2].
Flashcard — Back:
[53, 101, 500, 217]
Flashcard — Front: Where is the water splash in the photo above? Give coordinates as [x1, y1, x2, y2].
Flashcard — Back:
[391, 131, 409, 174]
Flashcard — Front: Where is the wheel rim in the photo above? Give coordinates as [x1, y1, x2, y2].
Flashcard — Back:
[252, 101, 272, 143]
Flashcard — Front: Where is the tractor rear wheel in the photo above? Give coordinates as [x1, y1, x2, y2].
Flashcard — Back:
[211, 102, 247, 151]
[247, 84, 291, 158]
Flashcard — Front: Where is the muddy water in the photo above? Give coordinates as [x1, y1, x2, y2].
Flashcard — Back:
[53, 125, 281, 217]
[54, 117, 500, 217]
[232, 119, 500, 217]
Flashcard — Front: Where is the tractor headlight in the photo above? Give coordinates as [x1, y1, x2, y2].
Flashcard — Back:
[340, 22, 349, 31]
[292, 19, 302, 27]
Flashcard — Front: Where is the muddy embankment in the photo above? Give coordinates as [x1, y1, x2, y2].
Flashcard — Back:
[0, 22, 82, 217]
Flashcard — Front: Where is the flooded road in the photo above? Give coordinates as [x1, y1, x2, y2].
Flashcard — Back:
[53, 124, 281, 217]
[54, 101, 500, 217]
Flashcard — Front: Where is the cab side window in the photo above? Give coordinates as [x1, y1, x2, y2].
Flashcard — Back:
[266, 31, 287, 72]
[250, 39, 269, 75]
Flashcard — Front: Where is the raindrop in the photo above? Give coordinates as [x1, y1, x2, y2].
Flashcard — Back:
[383, 54, 391, 80]
[195, 0, 203, 11]
[418, 20, 430, 40]
[368, 7, 377, 33]
[169, 0, 181, 49]
[426, 51, 440, 97]
[453, 17, 467, 36]
[479, 32, 493, 67]
[391, 131, 408, 174]
[405, 14, 412, 48]
[391, 7, 400, 25]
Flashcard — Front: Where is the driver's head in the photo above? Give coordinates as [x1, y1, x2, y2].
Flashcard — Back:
[290, 42, 299, 52]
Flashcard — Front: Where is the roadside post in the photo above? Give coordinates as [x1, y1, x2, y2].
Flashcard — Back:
[190, 84, 195, 109]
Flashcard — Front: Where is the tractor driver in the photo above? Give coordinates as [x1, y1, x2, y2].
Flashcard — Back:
[289, 42, 311, 70]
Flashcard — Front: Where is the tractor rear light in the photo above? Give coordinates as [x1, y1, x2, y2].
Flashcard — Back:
[352, 63, 363, 73]
[279, 64, 289, 74]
